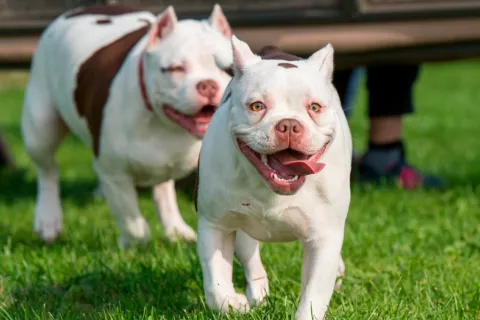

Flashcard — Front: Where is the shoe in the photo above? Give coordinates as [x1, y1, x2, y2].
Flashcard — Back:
[352, 144, 446, 190]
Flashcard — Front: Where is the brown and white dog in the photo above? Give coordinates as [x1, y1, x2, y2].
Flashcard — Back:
[195, 37, 351, 319]
[21, 3, 233, 248]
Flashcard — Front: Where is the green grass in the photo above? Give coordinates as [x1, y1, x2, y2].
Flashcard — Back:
[0, 61, 479, 319]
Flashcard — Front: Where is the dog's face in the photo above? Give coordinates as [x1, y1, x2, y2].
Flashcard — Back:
[226, 37, 339, 195]
[143, 5, 233, 139]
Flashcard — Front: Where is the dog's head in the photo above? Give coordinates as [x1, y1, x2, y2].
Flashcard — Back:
[142, 5, 233, 139]
[225, 36, 340, 195]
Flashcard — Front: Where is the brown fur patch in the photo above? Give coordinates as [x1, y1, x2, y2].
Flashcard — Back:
[278, 62, 297, 68]
[74, 23, 150, 157]
[258, 45, 303, 62]
[257, 45, 280, 58]
[66, 4, 141, 19]
[96, 18, 112, 25]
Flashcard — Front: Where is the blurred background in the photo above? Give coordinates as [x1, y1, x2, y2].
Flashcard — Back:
[2, 0, 480, 68]
[0, 1, 479, 319]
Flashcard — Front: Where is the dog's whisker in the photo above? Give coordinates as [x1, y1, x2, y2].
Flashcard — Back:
[342, 105, 356, 112]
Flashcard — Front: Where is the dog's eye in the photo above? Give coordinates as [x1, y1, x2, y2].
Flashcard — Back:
[309, 103, 322, 113]
[250, 102, 265, 112]
[161, 65, 185, 73]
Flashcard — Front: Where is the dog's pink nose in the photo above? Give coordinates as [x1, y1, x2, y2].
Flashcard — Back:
[197, 80, 219, 99]
[275, 119, 304, 138]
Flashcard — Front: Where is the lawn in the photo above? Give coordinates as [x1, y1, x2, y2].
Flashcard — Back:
[0, 60, 479, 320]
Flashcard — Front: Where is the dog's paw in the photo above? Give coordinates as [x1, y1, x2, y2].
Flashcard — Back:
[221, 293, 250, 314]
[34, 202, 62, 243]
[117, 217, 151, 249]
[335, 257, 346, 291]
[165, 222, 197, 242]
[228, 293, 250, 313]
[206, 291, 250, 314]
[246, 276, 269, 307]
[295, 299, 328, 320]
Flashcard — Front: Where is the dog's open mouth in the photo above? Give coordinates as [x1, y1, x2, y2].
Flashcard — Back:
[162, 104, 216, 139]
[237, 140, 329, 195]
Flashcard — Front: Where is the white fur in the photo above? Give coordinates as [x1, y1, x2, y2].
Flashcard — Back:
[196, 36, 352, 319]
[21, 4, 232, 246]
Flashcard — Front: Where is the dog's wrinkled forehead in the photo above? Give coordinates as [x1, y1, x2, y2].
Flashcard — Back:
[236, 52, 328, 103]
[144, 4, 233, 70]
[153, 21, 231, 67]
[258, 46, 308, 86]
[225, 37, 336, 126]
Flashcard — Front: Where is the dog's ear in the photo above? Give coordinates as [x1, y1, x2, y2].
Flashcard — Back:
[147, 6, 178, 51]
[209, 4, 231, 38]
[231, 35, 261, 76]
[307, 43, 334, 82]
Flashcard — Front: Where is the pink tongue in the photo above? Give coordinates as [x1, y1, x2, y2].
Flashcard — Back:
[283, 160, 325, 175]
[270, 150, 326, 176]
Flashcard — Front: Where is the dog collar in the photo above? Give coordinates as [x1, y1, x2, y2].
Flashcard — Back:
[138, 52, 153, 111]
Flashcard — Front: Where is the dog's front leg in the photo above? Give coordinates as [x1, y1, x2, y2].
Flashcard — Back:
[296, 232, 344, 320]
[99, 174, 150, 249]
[235, 230, 269, 307]
[197, 217, 250, 313]
[153, 180, 196, 242]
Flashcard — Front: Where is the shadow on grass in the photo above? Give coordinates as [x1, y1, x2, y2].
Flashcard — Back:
[0, 222, 67, 252]
[0, 220, 118, 253]
[1, 247, 254, 319]
[0, 167, 99, 207]
[3, 261, 207, 318]
[0, 166, 197, 206]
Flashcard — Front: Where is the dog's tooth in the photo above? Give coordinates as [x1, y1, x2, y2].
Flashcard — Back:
[261, 154, 268, 164]
[274, 175, 299, 183]
[273, 173, 300, 183]
[262, 154, 275, 171]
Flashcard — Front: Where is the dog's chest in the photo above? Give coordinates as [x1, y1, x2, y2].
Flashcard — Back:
[228, 199, 312, 242]
[127, 134, 201, 186]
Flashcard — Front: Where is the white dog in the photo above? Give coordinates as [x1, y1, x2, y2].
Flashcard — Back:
[21, 3, 233, 248]
[195, 37, 352, 319]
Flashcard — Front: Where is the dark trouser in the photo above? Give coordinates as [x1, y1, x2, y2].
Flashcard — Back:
[333, 64, 420, 117]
